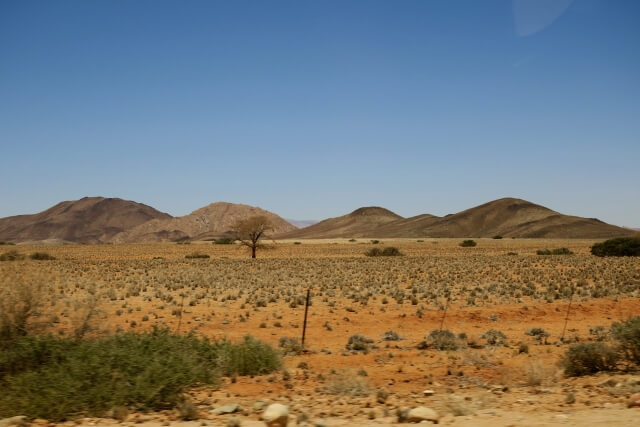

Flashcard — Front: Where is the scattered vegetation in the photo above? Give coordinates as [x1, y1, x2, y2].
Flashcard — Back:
[591, 237, 640, 257]
[459, 240, 477, 247]
[611, 317, 640, 363]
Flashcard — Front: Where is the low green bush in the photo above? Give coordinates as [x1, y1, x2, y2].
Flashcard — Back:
[29, 252, 56, 261]
[591, 237, 640, 257]
[0, 329, 280, 420]
[213, 238, 234, 245]
[184, 252, 210, 259]
[459, 240, 477, 247]
[364, 247, 403, 257]
[537, 248, 573, 255]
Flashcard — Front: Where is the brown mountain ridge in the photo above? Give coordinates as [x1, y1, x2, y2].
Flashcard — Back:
[0, 197, 632, 243]
[112, 202, 297, 243]
[0, 197, 171, 244]
[276, 198, 631, 239]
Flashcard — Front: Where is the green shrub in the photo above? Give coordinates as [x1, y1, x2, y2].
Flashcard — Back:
[364, 247, 403, 257]
[0, 329, 280, 420]
[561, 342, 619, 376]
[492, 235, 503, 239]
[213, 238, 234, 245]
[29, 252, 56, 261]
[370, 240, 380, 244]
[591, 237, 640, 257]
[611, 317, 640, 363]
[537, 248, 573, 255]
[0, 250, 25, 261]
[184, 252, 210, 259]
[459, 240, 477, 247]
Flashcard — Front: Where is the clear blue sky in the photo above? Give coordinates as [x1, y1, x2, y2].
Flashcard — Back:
[1, 0, 639, 226]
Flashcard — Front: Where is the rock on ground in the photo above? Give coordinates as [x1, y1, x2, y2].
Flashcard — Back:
[262, 403, 289, 427]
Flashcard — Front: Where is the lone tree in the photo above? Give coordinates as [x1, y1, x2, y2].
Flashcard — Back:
[232, 215, 273, 259]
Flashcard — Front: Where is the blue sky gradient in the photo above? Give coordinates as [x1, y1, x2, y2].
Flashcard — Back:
[1, 0, 638, 226]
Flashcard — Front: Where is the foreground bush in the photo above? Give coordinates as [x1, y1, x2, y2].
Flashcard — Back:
[611, 317, 640, 363]
[0, 329, 281, 420]
[591, 237, 640, 257]
[561, 342, 619, 376]
[364, 247, 403, 257]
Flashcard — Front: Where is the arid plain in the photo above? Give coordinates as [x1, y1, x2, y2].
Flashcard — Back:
[2, 238, 639, 426]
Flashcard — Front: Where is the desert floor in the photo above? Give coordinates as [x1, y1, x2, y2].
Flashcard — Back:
[2, 238, 639, 426]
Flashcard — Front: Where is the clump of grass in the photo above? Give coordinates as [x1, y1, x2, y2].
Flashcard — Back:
[364, 247, 403, 257]
[459, 240, 477, 247]
[323, 369, 370, 396]
[0, 329, 281, 420]
[184, 252, 210, 259]
[278, 337, 303, 355]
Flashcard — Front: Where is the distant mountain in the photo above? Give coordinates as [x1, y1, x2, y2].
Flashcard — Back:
[285, 219, 318, 229]
[112, 202, 297, 243]
[0, 197, 171, 244]
[278, 207, 402, 239]
[276, 198, 632, 239]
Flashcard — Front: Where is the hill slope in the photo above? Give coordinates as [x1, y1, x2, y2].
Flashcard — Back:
[112, 202, 297, 242]
[277, 207, 402, 239]
[410, 198, 631, 238]
[0, 197, 171, 244]
[277, 198, 631, 239]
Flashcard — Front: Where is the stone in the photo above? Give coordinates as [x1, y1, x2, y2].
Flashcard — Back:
[262, 403, 289, 427]
[628, 393, 640, 408]
[0, 417, 28, 427]
[423, 389, 435, 396]
[406, 407, 439, 423]
[211, 403, 240, 415]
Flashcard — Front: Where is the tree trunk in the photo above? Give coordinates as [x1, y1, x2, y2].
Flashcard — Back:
[251, 245, 256, 258]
